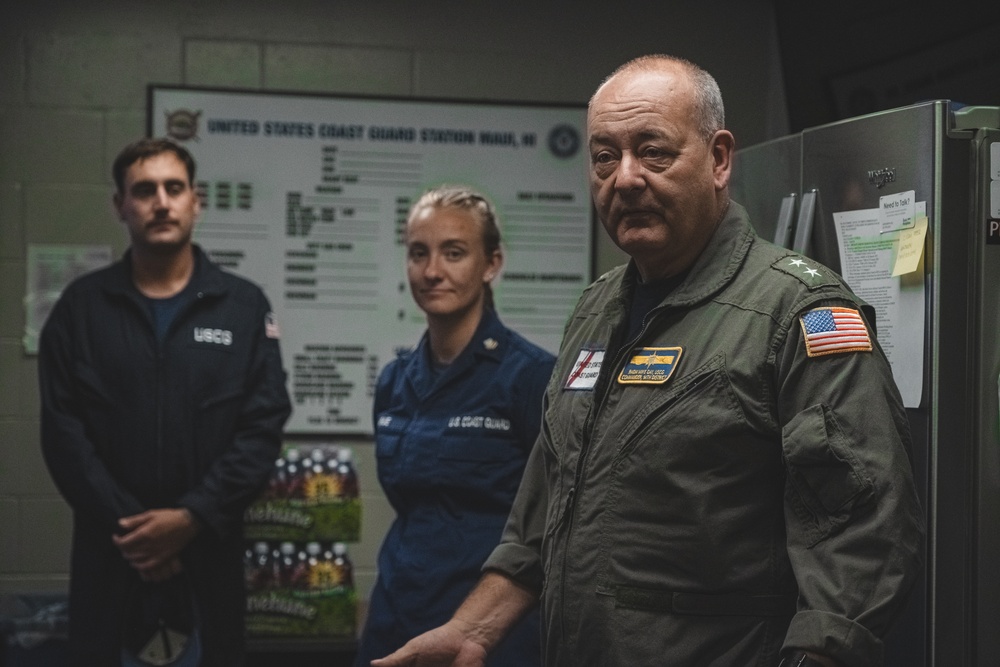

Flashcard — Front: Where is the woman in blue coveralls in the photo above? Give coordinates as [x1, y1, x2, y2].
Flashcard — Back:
[355, 185, 554, 666]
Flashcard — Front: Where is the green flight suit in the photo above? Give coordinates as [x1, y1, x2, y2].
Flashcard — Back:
[485, 202, 924, 667]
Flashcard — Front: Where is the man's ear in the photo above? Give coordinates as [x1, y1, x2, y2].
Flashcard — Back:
[711, 130, 735, 190]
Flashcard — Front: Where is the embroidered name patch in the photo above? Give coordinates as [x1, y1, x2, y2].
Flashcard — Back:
[800, 307, 872, 357]
[618, 347, 682, 384]
[565, 349, 605, 390]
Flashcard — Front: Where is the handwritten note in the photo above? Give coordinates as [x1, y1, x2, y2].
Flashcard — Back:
[892, 215, 928, 276]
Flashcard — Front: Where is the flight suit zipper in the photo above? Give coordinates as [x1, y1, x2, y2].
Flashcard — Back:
[554, 302, 667, 649]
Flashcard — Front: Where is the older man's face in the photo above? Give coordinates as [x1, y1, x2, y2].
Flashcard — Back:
[587, 66, 731, 281]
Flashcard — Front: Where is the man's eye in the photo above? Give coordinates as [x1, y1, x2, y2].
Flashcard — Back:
[591, 153, 618, 178]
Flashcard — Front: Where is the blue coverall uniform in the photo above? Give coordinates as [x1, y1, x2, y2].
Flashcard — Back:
[356, 307, 555, 666]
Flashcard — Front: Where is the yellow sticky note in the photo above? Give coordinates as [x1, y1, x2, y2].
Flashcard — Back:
[892, 215, 928, 276]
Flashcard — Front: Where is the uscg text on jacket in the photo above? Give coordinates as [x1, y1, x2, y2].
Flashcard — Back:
[193, 327, 233, 345]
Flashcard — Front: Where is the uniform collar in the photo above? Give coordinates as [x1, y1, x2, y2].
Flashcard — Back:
[413, 307, 507, 364]
[464, 307, 507, 364]
[405, 308, 507, 397]
[616, 200, 755, 310]
[101, 245, 227, 299]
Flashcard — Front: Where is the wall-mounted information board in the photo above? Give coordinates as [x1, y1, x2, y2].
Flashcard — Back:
[149, 86, 591, 434]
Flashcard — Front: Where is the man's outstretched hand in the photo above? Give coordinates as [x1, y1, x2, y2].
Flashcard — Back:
[371, 620, 488, 667]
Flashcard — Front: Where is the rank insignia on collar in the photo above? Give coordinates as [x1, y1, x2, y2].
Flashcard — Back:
[483, 338, 499, 350]
[800, 307, 872, 357]
[618, 347, 682, 385]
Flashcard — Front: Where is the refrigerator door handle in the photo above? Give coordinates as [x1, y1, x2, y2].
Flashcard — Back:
[792, 189, 818, 256]
[774, 193, 798, 248]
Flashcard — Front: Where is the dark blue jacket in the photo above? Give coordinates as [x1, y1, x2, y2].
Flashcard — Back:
[38, 246, 291, 665]
[356, 308, 554, 666]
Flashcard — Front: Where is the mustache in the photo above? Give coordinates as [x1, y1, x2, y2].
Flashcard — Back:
[145, 217, 180, 227]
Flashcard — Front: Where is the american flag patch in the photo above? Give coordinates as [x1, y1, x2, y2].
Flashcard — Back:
[800, 307, 872, 357]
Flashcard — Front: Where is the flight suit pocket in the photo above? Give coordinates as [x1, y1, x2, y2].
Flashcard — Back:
[782, 404, 874, 547]
[596, 357, 765, 591]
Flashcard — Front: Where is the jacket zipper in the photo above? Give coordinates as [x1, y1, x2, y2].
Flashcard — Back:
[155, 290, 206, 499]
[155, 334, 164, 498]
[555, 304, 667, 648]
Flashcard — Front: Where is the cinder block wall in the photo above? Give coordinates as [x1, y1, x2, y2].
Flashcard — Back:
[0, 0, 787, 612]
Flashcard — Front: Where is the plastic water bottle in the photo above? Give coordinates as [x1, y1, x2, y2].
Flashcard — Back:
[284, 447, 305, 498]
[246, 541, 273, 591]
[332, 542, 354, 589]
[278, 541, 297, 587]
[335, 448, 359, 499]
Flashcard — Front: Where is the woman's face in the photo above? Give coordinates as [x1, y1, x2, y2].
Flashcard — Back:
[405, 205, 501, 322]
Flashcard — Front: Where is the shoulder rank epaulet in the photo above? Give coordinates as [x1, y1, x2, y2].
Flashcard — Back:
[770, 255, 837, 289]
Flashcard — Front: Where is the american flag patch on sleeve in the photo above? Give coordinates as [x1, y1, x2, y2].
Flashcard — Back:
[799, 306, 872, 357]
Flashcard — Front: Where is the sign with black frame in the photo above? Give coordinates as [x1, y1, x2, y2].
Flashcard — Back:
[149, 85, 591, 434]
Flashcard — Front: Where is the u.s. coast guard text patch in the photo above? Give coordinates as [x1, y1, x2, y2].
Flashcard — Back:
[564, 348, 605, 390]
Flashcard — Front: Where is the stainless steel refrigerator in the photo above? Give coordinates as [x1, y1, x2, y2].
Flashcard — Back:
[731, 100, 1000, 667]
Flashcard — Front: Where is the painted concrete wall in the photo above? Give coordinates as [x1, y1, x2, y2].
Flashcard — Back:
[0, 0, 786, 618]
